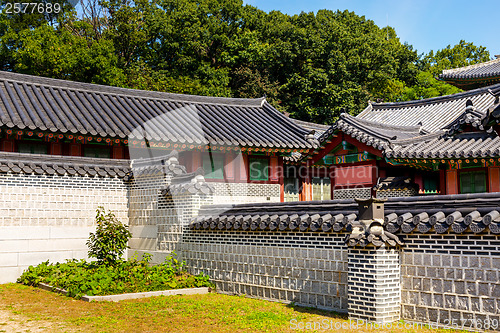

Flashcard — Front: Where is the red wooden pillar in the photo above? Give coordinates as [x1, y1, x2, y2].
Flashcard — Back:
[224, 152, 235, 181]
[488, 167, 500, 193]
[371, 160, 378, 197]
[1, 139, 14, 152]
[269, 156, 278, 182]
[112, 146, 124, 159]
[70, 144, 81, 156]
[439, 169, 446, 194]
[238, 153, 248, 183]
[191, 151, 202, 173]
[276, 157, 284, 202]
[50, 143, 62, 155]
[301, 168, 312, 201]
[446, 170, 459, 195]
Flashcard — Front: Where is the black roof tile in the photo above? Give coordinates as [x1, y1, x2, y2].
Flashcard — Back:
[373, 176, 418, 191]
[303, 88, 500, 162]
[386, 131, 500, 159]
[0, 71, 314, 150]
[356, 84, 500, 133]
[0, 151, 129, 178]
[191, 192, 500, 236]
[439, 58, 500, 82]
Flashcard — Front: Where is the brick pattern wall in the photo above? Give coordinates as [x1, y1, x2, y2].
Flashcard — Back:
[348, 247, 401, 323]
[333, 188, 371, 200]
[401, 233, 500, 329]
[181, 229, 348, 311]
[157, 194, 212, 252]
[376, 188, 418, 198]
[0, 173, 128, 226]
[0, 172, 128, 283]
[212, 182, 280, 204]
[127, 173, 166, 255]
[128, 171, 213, 258]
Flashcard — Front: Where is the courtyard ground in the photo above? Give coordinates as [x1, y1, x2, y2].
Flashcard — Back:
[0, 284, 461, 333]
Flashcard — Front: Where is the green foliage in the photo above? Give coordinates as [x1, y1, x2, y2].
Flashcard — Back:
[17, 253, 214, 299]
[399, 71, 462, 101]
[0, 0, 491, 124]
[421, 40, 491, 76]
[86, 207, 131, 264]
[0, 0, 74, 32]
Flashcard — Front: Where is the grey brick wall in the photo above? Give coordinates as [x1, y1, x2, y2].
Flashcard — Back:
[211, 182, 281, 205]
[333, 188, 371, 200]
[348, 247, 401, 323]
[0, 173, 128, 226]
[401, 233, 500, 329]
[128, 177, 283, 259]
[376, 188, 418, 198]
[181, 229, 349, 312]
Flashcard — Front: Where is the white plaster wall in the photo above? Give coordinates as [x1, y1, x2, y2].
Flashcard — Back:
[0, 226, 95, 283]
[0, 173, 129, 283]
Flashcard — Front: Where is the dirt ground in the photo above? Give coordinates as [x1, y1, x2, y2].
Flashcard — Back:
[0, 309, 70, 333]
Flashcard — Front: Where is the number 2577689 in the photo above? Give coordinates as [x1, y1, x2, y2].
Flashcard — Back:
[4, 2, 61, 14]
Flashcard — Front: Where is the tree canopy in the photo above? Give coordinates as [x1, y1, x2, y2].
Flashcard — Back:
[0, 0, 491, 124]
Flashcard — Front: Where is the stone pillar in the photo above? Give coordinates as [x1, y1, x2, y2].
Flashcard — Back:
[348, 246, 401, 323]
[128, 151, 213, 261]
[157, 168, 214, 252]
[345, 197, 403, 324]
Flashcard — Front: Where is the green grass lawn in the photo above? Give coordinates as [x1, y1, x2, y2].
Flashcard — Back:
[0, 283, 460, 332]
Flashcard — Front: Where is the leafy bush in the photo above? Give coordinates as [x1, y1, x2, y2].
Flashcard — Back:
[86, 207, 131, 264]
[17, 253, 214, 299]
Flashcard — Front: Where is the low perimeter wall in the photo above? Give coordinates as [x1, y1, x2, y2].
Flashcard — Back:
[151, 194, 500, 328]
[2, 151, 499, 329]
[181, 230, 348, 311]
[402, 233, 500, 327]
[0, 153, 129, 283]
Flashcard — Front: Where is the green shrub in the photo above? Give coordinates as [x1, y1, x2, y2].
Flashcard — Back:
[86, 207, 131, 264]
[17, 253, 214, 299]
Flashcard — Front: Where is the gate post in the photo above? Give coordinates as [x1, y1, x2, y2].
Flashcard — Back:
[345, 198, 403, 323]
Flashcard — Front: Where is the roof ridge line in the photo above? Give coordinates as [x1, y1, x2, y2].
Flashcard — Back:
[0, 71, 265, 107]
[0, 151, 130, 166]
[289, 118, 331, 129]
[370, 82, 500, 109]
[441, 57, 500, 75]
[390, 131, 445, 145]
[343, 113, 422, 132]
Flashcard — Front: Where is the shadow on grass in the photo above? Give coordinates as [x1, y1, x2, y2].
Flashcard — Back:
[286, 302, 348, 320]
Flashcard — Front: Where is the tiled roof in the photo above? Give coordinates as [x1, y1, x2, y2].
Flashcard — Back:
[442, 102, 485, 133]
[356, 84, 500, 133]
[289, 118, 330, 138]
[386, 131, 500, 159]
[384, 193, 500, 235]
[128, 150, 214, 195]
[190, 200, 358, 232]
[0, 151, 129, 177]
[440, 58, 500, 82]
[162, 167, 214, 196]
[0, 71, 314, 150]
[129, 150, 186, 178]
[298, 87, 500, 163]
[373, 176, 418, 191]
[332, 113, 425, 150]
[191, 192, 500, 236]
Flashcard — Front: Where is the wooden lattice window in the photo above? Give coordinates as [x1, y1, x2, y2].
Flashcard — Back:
[249, 157, 269, 181]
[460, 171, 486, 194]
[202, 153, 224, 180]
